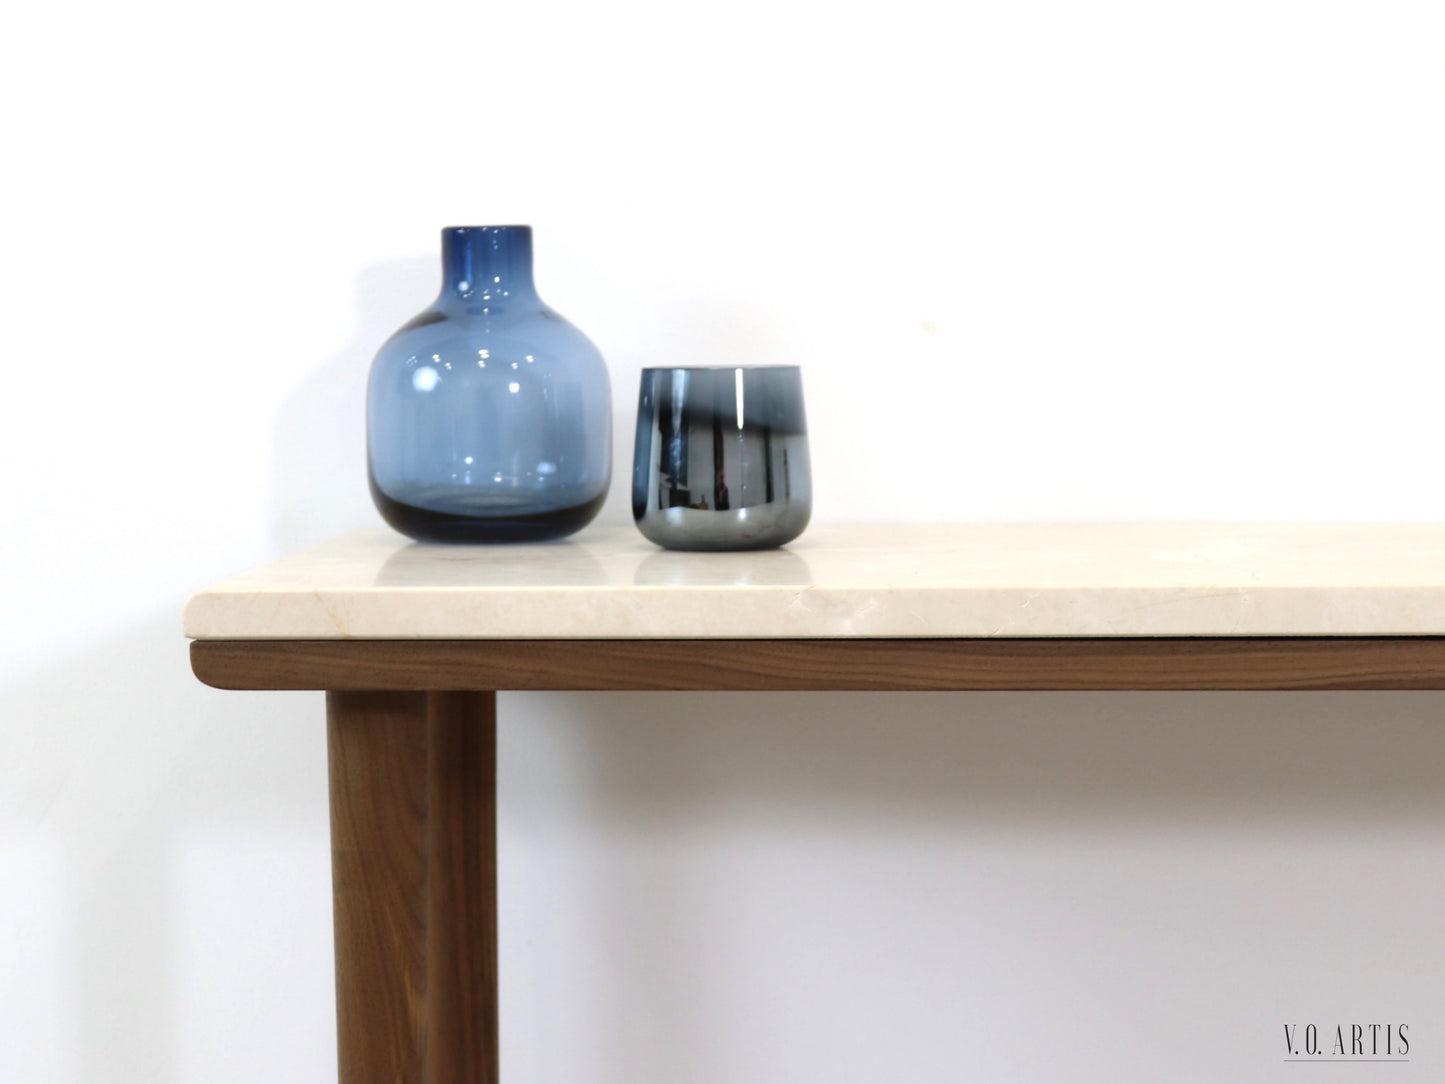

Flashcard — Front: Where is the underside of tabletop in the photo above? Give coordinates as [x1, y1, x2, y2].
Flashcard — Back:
[191, 637, 1445, 691]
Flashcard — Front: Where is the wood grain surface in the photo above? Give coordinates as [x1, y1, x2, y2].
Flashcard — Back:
[202, 638, 1445, 691]
[327, 691, 498, 1084]
[328, 692, 428, 1084]
[425, 692, 499, 1084]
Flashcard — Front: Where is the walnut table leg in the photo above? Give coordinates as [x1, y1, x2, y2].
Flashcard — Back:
[326, 691, 499, 1084]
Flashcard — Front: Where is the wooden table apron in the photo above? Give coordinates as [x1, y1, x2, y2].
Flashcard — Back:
[190, 636, 1445, 1084]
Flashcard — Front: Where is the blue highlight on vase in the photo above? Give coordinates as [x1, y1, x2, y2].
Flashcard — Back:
[366, 226, 612, 543]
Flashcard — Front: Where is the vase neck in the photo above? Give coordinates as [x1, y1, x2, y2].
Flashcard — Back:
[439, 226, 538, 305]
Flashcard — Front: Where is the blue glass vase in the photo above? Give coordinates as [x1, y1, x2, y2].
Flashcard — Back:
[367, 226, 612, 543]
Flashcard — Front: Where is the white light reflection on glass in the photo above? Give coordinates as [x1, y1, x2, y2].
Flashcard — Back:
[734, 368, 745, 429]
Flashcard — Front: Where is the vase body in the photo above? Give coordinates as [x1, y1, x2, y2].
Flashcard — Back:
[367, 226, 611, 543]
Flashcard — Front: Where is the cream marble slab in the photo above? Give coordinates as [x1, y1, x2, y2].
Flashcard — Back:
[184, 523, 1445, 640]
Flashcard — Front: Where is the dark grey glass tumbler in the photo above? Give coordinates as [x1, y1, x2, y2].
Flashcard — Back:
[632, 366, 811, 550]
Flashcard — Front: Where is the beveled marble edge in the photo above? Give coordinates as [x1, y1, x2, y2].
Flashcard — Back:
[183, 523, 1445, 640]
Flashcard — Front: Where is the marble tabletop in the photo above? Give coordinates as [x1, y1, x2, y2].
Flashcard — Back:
[182, 523, 1445, 640]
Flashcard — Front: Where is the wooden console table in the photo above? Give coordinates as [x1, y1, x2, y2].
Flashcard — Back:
[185, 523, 1445, 1083]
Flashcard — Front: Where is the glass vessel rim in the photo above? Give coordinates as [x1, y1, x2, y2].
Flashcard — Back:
[442, 224, 532, 232]
[640, 364, 801, 373]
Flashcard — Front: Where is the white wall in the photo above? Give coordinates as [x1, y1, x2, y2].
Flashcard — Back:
[3, 0, 1443, 1080]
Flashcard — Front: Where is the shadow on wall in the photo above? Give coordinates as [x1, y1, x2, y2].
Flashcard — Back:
[498, 690, 1445, 1081]
[1, 262, 452, 1083]
[0, 261, 447, 1082]
[268, 257, 436, 553]
[539, 691, 1445, 828]
[0, 616, 332, 1084]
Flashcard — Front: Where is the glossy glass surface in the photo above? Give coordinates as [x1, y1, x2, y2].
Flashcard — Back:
[367, 226, 611, 543]
[633, 366, 811, 551]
